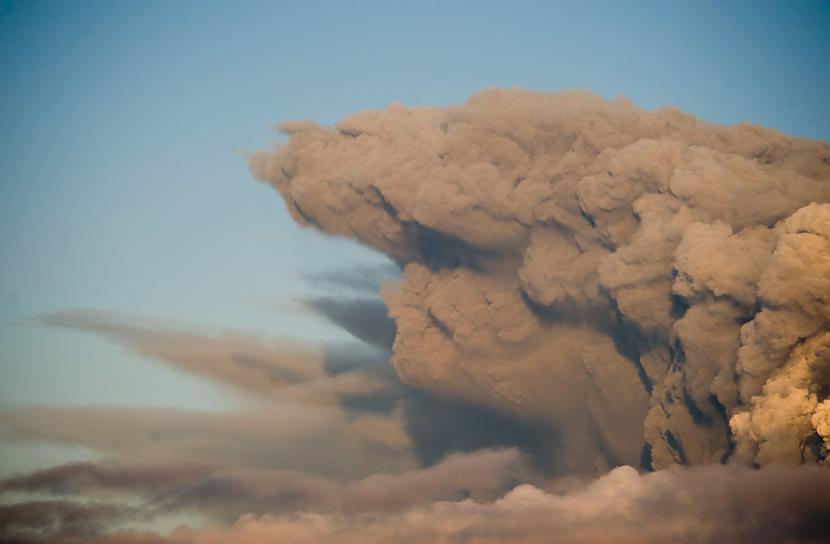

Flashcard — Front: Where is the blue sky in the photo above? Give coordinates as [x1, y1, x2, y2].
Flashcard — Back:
[1, 0, 829, 472]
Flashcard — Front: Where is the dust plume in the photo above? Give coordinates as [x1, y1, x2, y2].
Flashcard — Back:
[251, 88, 830, 472]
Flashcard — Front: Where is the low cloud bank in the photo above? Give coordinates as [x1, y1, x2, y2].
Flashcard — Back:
[4, 462, 829, 544]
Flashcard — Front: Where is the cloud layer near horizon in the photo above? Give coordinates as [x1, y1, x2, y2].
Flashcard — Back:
[3, 462, 829, 544]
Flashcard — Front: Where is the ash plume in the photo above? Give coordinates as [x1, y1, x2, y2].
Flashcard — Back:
[7, 464, 830, 544]
[251, 88, 830, 472]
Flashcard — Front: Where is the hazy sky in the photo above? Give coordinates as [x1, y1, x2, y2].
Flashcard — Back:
[1, 0, 829, 474]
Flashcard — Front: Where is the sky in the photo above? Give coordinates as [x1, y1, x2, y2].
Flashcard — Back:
[1, 1, 830, 538]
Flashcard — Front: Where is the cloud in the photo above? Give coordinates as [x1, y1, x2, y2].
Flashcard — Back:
[731, 331, 830, 465]
[170, 464, 830, 544]
[399, 389, 555, 470]
[0, 500, 141, 540]
[27, 309, 564, 472]
[0, 405, 417, 479]
[0, 450, 527, 542]
[0, 462, 214, 497]
[8, 463, 828, 544]
[0, 449, 524, 519]
[303, 263, 401, 295]
[302, 297, 396, 349]
[36, 310, 325, 397]
[34, 309, 403, 413]
[251, 88, 830, 471]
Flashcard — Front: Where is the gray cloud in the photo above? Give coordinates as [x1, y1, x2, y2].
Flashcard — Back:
[26, 309, 548, 471]
[304, 263, 401, 295]
[35, 310, 325, 397]
[9, 464, 829, 544]
[0, 462, 214, 497]
[303, 297, 396, 349]
[1, 448, 523, 515]
[33, 309, 409, 422]
[0, 500, 141, 541]
[0, 449, 526, 541]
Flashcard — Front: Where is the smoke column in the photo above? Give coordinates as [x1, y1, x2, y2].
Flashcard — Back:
[251, 89, 830, 473]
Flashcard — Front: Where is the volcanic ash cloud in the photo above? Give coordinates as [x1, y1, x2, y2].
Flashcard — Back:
[251, 89, 830, 473]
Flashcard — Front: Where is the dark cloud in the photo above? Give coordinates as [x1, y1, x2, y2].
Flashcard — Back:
[8, 464, 828, 544]
[304, 297, 396, 349]
[27, 309, 557, 475]
[401, 389, 555, 472]
[0, 450, 526, 527]
[34, 310, 406, 420]
[0, 500, 140, 540]
[0, 462, 213, 497]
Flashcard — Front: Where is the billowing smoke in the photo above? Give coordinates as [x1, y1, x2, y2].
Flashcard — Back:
[250, 88, 830, 473]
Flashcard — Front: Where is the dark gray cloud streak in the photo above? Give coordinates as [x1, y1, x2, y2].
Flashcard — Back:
[303, 297, 397, 349]
[0, 500, 142, 541]
[304, 263, 401, 294]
